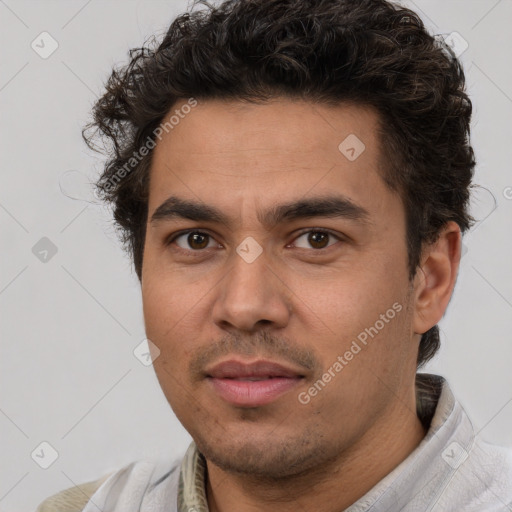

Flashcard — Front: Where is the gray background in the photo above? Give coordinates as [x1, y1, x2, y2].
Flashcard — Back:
[0, 0, 511, 510]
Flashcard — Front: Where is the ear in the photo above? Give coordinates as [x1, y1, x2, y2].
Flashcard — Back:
[412, 221, 461, 335]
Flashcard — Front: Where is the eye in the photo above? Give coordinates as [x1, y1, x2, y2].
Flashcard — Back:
[167, 228, 343, 253]
[292, 229, 342, 250]
[171, 231, 219, 251]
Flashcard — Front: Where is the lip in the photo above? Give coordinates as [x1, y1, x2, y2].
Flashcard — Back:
[206, 359, 305, 407]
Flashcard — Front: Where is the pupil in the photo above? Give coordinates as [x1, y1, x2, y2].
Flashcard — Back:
[309, 232, 328, 249]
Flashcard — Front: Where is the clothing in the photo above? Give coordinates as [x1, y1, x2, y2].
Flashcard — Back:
[37, 374, 512, 511]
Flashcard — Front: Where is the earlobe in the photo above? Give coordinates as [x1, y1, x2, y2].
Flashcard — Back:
[412, 221, 461, 335]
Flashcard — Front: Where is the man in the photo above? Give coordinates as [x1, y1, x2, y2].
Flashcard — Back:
[38, 0, 512, 510]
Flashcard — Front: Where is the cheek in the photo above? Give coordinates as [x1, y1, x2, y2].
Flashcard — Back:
[142, 280, 172, 338]
[142, 279, 196, 408]
[142, 270, 210, 371]
[142, 281, 187, 373]
[142, 260, 198, 330]
[291, 268, 402, 331]
[294, 268, 410, 384]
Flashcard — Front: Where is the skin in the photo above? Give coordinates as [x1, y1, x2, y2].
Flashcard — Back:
[141, 98, 461, 512]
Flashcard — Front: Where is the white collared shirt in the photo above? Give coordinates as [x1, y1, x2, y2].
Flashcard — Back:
[39, 374, 512, 511]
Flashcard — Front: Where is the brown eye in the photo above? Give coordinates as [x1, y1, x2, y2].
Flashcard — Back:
[173, 231, 215, 250]
[189, 232, 209, 249]
[308, 231, 329, 249]
[293, 230, 340, 250]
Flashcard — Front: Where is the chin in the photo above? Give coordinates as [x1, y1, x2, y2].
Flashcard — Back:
[192, 423, 338, 480]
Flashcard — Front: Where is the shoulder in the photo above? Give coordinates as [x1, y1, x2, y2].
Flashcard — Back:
[470, 439, 512, 489]
[36, 456, 183, 512]
[36, 472, 113, 512]
[439, 438, 512, 510]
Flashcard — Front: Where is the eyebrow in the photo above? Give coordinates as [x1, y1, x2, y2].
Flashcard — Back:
[150, 195, 370, 229]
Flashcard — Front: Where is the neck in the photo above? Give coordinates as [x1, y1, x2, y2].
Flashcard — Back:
[205, 392, 427, 512]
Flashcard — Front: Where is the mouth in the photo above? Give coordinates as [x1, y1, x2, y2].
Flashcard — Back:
[205, 359, 305, 407]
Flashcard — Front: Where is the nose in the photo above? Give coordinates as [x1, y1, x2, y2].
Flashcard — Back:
[211, 249, 292, 333]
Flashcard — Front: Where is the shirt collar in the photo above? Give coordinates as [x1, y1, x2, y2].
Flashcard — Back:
[177, 373, 472, 512]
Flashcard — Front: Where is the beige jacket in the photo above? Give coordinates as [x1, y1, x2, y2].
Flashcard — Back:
[36, 473, 112, 512]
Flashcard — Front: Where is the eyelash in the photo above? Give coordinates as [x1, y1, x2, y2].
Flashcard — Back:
[165, 228, 343, 254]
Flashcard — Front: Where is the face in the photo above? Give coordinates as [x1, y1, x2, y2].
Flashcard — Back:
[142, 98, 420, 478]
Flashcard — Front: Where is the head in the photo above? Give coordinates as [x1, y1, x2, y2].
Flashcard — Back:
[85, 0, 474, 479]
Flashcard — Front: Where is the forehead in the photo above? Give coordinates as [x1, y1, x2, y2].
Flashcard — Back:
[148, 98, 395, 225]
[153, 98, 381, 164]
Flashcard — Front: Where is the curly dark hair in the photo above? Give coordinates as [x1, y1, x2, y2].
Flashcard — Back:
[84, 0, 475, 368]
